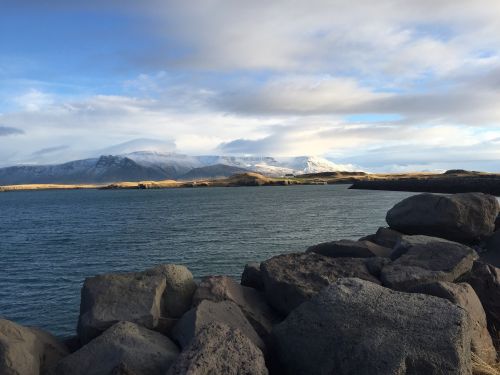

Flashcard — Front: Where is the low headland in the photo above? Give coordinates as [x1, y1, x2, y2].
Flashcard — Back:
[1, 170, 500, 195]
[2, 191, 500, 374]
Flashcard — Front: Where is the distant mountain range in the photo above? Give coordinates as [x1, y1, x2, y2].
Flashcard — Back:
[0, 151, 357, 185]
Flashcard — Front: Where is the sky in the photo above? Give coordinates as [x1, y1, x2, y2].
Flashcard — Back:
[1, 0, 500, 172]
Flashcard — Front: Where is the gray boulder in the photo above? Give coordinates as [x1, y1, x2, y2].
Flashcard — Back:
[261, 252, 380, 315]
[167, 322, 268, 375]
[271, 278, 472, 375]
[479, 231, 500, 267]
[306, 239, 392, 258]
[391, 234, 455, 260]
[462, 261, 500, 335]
[0, 318, 69, 375]
[192, 275, 278, 337]
[241, 262, 264, 290]
[144, 264, 197, 318]
[409, 281, 496, 364]
[360, 227, 402, 248]
[172, 300, 264, 350]
[386, 192, 499, 243]
[77, 271, 166, 344]
[54, 321, 179, 375]
[381, 241, 477, 290]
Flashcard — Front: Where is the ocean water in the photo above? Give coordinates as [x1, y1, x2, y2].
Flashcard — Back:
[0, 185, 413, 337]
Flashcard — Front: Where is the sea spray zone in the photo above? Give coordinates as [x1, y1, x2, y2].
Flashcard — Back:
[1, 192, 500, 374]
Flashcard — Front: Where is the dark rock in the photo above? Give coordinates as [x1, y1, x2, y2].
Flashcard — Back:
[306, 239, 392, 258]
[144, 264, 197, 318]
[271, 278, 472, 375]
[495, 216, 500, 231]
[241, 262, 264, 291]
[479, 231, 500, 267]
[55, 321, 179, 375]
[192, 275, 278, 337]
[391, 234, 455, 260]
[62, 335, 81, 353]
[77, 271, 166, 344]
[172, 300, 264, 350]
[167, 322, 268, 375]
[409, 281, 496, 364]
[462, 261, 500, 336]
[261, 252, 380, 315]
[0, 318, 69, 375]
[361, 227, 403, 248]
[386, 192, 499, 243]
[381, 241, 477, 290]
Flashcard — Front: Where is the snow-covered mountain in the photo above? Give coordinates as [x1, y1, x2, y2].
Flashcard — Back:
[0, 151, 358, 185]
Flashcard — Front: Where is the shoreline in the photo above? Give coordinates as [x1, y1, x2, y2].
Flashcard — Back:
[1, 191, 500, 374]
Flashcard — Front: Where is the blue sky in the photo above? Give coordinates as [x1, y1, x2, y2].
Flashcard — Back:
[1, 0, 499, 171]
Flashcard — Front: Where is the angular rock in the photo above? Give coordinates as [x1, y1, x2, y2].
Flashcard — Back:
[271, 278, 472, 375]
[479, 231, 500, 267]
[167, 322, 268, 375]
[172, 300, 264, 350]
[192, 275, 278, 337]
[381, 241, 477, 290]
[241, 262, 264, 291]
[144, 264, 197, 318]
[391, 234, 455, 260]
[462, 261, 500, 335]
[409, 281, 496, 364]
[360, 227, 402, 248]
[0, 318, 69, 375]
[54, 321, 179, 375]
[77, 271, 166, 344]
[386, 192, 499, 243]
[306, 239, 392, 258]
[261, 252, 380, 315]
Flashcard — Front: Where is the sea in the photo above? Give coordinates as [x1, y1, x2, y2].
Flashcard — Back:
[0, 184, 414, 338]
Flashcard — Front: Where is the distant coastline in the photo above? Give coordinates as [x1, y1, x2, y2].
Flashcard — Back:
[2, 170, 500, 195]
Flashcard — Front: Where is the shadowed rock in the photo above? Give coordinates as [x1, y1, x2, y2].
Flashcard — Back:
[359, 227, 402, 248]
[462, 261, 500, 337]
[271, 278, 472, 375]
[409, 281, 496, 364]
[167, 322, 268, 375]
[391, 234, 455, 260]
[381, 241, 477, 290]
[306, 239, 392, 258]
[386, 192, 499, 243]
[241, 262, 264, 291]
[77, 271, 166, 344]
[0, 318, 69, 375]
[55, 321, 179, 375]
[261, 252, 380, 315]
[172, 300, 264, 350]
[144, 264, 197, 318]
[192, 275, 278, 337]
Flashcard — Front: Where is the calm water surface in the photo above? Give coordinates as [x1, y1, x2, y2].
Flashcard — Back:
[0, 185, 413, 337]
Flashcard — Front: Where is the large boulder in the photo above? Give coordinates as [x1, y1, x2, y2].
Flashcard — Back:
[261, 252, 380, 315]
[144, 264, 197, 318]
[172, 300, 264, 350]
[77, 271, 166, 344]
[0, 319, 68, 375]
[386, 192, 499, 243]
[167, 322, 268, 375]
[391, 234, 455, 260]
[54, 321, 179, 375]
[192, 276, 278, 337]
[479, 231, 500, 267]
[241, 262, 264, 291]
[271, 278, 472, 375]
[409, 281, 496, 364]
[462, 261, 500, 336]
[306, 239, 392, 258]
[380, 241, 477, 290]
[360, 227, 402, 248]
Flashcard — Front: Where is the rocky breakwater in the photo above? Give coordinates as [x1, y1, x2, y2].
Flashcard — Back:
[2, 192, 500, 374]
